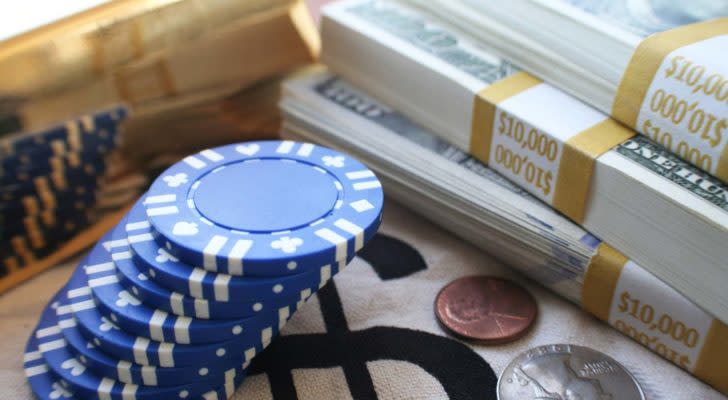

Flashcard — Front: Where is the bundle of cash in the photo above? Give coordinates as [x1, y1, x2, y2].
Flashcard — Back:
[0, 0, 291, 98]
[120, 74, 283, 167]
[11, 0, 318, 133]
[280, 66, 728, 394]
[403, 0, 728, 183]
[319, 0, 728, 328]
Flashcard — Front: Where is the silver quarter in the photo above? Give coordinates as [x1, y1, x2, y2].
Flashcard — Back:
[498, 344, 645, 400]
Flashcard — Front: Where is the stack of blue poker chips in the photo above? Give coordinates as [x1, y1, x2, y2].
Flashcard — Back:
[24, 140, 384, 399]
[0, 107, 128, 273]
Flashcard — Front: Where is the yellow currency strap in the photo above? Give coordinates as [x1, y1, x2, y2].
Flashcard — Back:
[583, 243, 728, 393]
[695, 320, 728, 394]
[471, 72, 634, 222]
[470, 72, 541, 164]
[613, 18, 728, 180]
[581, 243, 628, 321]
[553, 119, 633, 222]
[613, 17, 728, 129]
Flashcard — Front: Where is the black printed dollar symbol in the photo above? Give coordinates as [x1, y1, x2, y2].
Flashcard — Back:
[248, 234, 498, 399]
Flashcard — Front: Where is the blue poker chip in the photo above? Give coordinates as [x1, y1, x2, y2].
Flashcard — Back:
[0, 166, 103, 201]
[0, 148, 109, 185]
[0, 185, 99, 222]
[125, 198, 348, 303]
[32, 289, 247, 399]
[0, 129, 116, 174]
[0, 106, 126, 157]
[66, 241, 299, 367]
[88, 232, 308, 345]
[0, 153, 106, 191]
[0, 209, 94, 248]
[143, 140, 383, 276]
[0, 215, 90, 268]
[58, 291, 245, 388]
[0, 205, 95, 241]
[115, 231, 307, 320]
[24, 290, 76, 400]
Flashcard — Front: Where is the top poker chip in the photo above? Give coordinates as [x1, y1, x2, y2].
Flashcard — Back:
[143, 140, 383, 276]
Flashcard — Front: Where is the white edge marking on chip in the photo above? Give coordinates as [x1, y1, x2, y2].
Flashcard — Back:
[174, 317, 192, 344]
[213, 274, 231, 302]
[353, 180, 382, 191]
[35, 325, 61, 338]
[125, 221, 150, 232]
[261, 327, 273, 347]
[228, 239, 252, 275]
[203, 391, 219, 400]
[350, 199, 374, 212]
[67, 299, 96, 314]
[67, 286, 91, 298]
[85, 261, 115, 274]
[158, 342, 175, 367]
[276, 140, 295, 154]
[315, 228, 347, 261]
[334, 219, 364, 250]
[97, 377, 114, 399]
[346, 170, 375, 180]
[320, 265, 332, 289]
[278, 307, 290, 330]
[141, 365, 158, 386]
[183, 156, 206, 169]
[117, 360, 132, 383]
[149, 310, 168, 342]
[128, 233, 154, 244]
[103, 238, 128, 251]
[121, 383, 137, 400]
[203, 236, 228, 271]
[38, 338, 65, 353]
[194, 299, 210, 319]
[297, 143, 314, 156]
[88, 275, 118, 288]
[112, 251, 132, 261]
[133, 337, 150, 365]
[200, 149, 224, 162]
[58, 318, 76, 329]
[24, 364, 48, 377]
[244, 348, 256, 362]
[23, 351, 42, 362]
[146, 205, 179, 217]
[189, 269, 206, 298]
[143, 194, 176, 205]
[224, 368, 236, 396]
[170, 293, 184, 316]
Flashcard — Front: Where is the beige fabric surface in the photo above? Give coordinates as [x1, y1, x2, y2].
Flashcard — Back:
[1, 199, 723, 399]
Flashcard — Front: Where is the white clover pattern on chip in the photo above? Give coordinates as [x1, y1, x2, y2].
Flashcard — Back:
[24, 141, 383, 399]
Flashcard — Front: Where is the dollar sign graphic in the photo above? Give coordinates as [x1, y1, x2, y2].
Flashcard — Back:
[245, 234, 498, 399]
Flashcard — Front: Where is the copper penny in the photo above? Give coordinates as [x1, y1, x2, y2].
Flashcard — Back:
[435, 276, 537, 344]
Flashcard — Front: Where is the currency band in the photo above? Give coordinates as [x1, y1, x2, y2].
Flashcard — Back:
[470, 72, 634, 222]
[88, 19, 146, 76]
[582, 242, 728, 393]
[613, 17, 728, 181]
[114, 59, 178, 105]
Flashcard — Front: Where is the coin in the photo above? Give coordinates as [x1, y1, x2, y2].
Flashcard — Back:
[498, 344, 645, 400]
[434, 276, 537, 344]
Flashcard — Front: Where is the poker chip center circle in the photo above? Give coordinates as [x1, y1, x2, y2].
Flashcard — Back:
[193, 159, 340, 232]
